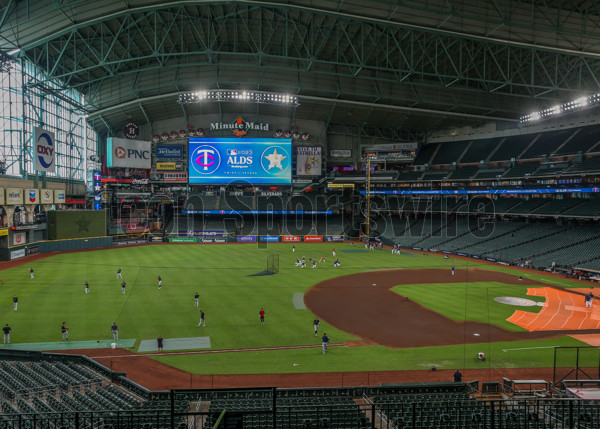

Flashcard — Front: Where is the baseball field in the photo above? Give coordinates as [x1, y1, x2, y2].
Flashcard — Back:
[0, 242, 596, 382]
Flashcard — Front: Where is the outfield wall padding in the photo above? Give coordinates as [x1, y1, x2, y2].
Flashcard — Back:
[39, 236, 113, 253]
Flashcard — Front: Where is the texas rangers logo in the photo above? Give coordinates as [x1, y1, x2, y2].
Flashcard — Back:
[191, 145, 221, 175]
[36, 132, 54, 169]
[260, 145, 290, 175]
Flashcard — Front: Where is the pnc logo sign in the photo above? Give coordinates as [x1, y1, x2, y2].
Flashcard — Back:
[191, 145, 221, 175]
[115, 147, 126, 158]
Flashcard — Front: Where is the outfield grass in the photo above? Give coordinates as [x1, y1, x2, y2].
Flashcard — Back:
[0, 243, 588, 375]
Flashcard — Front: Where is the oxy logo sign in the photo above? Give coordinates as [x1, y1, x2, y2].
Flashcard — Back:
[261, 145, 290, 176]
[34, 127, 56, 172]
[191, 145, 221, 175]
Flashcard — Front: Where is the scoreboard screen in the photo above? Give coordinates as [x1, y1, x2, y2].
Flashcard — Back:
[188, 138, 292, 184]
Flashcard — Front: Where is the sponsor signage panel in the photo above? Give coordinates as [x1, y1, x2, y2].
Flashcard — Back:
[156, 145, 183, 159]
[259, 236, 280, 242]
[325, 235, 344, 242]
[25, 189, 39, 204]
[200, 238, 227, 243]
[169, 238, 196, 243]
[237, 235, 257, 242]
[178, 230, 225, 237]
[40, 189, 53, 204]
[13, 232, 26, 246]
[34, 127, 56, 172]
[156, 162, 179, 170]
[188, 138, 291, 184]
[304, 235, 323, 242]
[54, 190, 66, 203]
[282, 235, 301, 242]
[296, 146, 322, 175]
[10, 249, 26, 259]
[6, 188, 23, 205]
[107, 137, 151, 168]
[0, 228, 7, 236]
[363, 187, 600, 195]
[330, 149, 352, 158]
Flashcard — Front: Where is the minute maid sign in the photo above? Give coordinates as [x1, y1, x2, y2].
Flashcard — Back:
[210, 117, 269, 137]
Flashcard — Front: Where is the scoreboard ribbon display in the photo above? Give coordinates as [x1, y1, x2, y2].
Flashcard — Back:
[188, 138, 292, 184]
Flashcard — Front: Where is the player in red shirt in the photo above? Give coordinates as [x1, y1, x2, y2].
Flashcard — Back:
[259, 308, 265, 326]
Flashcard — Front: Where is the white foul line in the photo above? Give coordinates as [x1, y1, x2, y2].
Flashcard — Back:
[502, 346, 558, 352]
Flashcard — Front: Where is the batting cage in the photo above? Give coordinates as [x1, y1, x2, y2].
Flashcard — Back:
[266, 254, 279, 275]
[553, 346, 600, 385]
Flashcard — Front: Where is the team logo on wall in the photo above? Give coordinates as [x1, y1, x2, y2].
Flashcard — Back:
[191, 145, 221, 175]
[261, 146, 290, 176]
[34, 127, 56, 172]
[123, 122, 140, 139]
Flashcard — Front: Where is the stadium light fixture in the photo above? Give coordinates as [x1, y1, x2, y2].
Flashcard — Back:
[178, 90, 299, 106]
[520, 93, 600, 124]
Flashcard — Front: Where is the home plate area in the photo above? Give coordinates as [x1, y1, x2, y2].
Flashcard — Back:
[138, 337, 211, 352]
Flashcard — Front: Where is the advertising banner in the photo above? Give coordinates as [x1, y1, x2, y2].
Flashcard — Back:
[178, 230, 225, 237]
[259, 236, 280, 242]
[13, 232, 26, 246]
[282, 235, 301, 242]
[156, 145, 183, 159]
[40, 189, 53, 204]
[296, 146, 322, 175]
[0, 228, 7, 237]
[237, 235, 257, 242]
[330, 149, 351, 158]
[34, 127, 56, 172]
[107, 137, 151, 168]
[25, 189, 39, 204]
[304, 235, 323, 242]
[6, 188, 23, 205]
[325, 235, 344, 242]
[54, 190, 66, 203]
[200, 238, 227, 243]
[10, 249, 26, 259]
[188, 138, 292, 184]
[169, 238, 196, 243]
[156, 162, 180, 170]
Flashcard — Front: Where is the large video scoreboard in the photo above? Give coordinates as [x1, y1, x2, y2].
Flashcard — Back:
[188, 138, 292, 184]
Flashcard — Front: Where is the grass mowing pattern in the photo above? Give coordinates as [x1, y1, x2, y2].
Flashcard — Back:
[0, 243, 587, 374]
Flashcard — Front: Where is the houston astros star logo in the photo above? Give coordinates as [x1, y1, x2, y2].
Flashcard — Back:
[264, 148, 286, 170]
[75, 216, 90, 233]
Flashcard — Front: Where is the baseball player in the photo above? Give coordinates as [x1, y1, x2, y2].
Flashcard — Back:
[313, 318, 320, 336]
[116, 268, 122, 279]
[121, 281, 126, 294]
[12, 296, 18, 311]
[29, 268, 34, 280]
[451, 266, 455, 276]
[111, 322, 119, 341]
[84, 281, 89, 294]
[194, 292, 199, 307]
[259, 308, 265, 326]
[61, 322, 69, 341]
[157, 276, 162, 289]
[322, 333, 329, 354]
[2, 324, 10, 344]
[198, 310, 205, 327]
